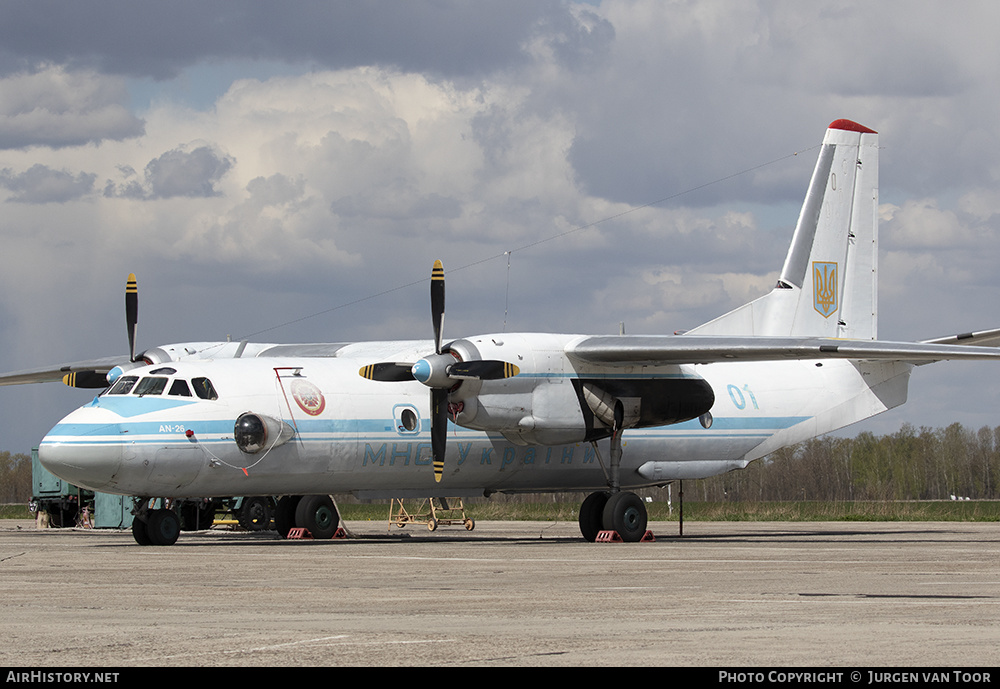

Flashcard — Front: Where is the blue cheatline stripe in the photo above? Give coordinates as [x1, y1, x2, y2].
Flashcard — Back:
[43, 414, 809, 448]
[517, 372, 693, 379]
[46, 414, 806, 436]
[670, 416, 809, 430]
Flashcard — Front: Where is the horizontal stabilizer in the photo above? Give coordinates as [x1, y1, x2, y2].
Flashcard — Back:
[922, 328, 1000, 348]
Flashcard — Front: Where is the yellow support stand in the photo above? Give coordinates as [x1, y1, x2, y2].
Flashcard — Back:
[388, 497, 475, 532]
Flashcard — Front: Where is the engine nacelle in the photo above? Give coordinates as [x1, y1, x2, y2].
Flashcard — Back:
[105, 347, 178, 385]
[441, 336, 715, 445]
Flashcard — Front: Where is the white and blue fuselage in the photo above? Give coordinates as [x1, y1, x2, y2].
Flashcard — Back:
[38, 332, 911, 500]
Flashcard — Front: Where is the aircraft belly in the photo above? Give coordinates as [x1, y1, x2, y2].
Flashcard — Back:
[123, 406, 777, 496]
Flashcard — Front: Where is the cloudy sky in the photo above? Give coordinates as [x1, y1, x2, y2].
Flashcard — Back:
[2, 0, 1000, 454]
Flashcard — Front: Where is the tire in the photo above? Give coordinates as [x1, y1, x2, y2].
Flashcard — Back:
[295, 495, 339, 539]
[239, 496, 273, 531]
[602, 492, 647, 543]
[578, 491, 610, 542]
[132, 516, 152, 545]
[147, 509, 181, 546]
[275, 496, 301, 539]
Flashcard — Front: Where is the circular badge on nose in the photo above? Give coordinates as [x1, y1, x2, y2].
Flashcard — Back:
[290, 379, 326, 416]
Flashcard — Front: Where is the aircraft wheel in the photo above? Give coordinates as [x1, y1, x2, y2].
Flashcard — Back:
[427, 518, 438, 532]
[132, 517, 151, 545]
[274, 496, 301, 539]
[602, 492, 647, 542]
[147, 509, 181, 546]
[239, 496, 273, 531]
[295, 495, 339, 539]
[578, 491, 610, 542]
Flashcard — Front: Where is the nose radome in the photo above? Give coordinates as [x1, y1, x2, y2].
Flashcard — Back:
[38, 423, 123, 493]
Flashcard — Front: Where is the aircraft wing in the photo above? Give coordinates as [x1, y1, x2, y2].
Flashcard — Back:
[0, 355, 128, 386]
[565, 335, 1000, 366]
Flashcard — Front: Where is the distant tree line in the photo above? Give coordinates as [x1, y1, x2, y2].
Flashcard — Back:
[696, 423, 1000, 502]
[2, 423, 998, 506]
[0, 451, 31, 503]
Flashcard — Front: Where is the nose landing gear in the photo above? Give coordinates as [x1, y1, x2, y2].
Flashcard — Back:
[131, 499, 181, 546]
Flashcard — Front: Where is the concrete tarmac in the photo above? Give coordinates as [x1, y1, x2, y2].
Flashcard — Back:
[0, 518, 998, 667]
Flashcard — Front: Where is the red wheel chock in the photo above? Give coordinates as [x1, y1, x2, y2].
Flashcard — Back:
[595, 530, 655, 543]
[286, 527, 348, 540]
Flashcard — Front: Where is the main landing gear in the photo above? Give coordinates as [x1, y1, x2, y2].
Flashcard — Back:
[578, 490, 648, 542]
[274, 495, 341, 540]
[578, 396, 649, 542]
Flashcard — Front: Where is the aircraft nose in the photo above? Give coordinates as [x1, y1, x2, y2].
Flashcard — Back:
[38, 421, 123, 492]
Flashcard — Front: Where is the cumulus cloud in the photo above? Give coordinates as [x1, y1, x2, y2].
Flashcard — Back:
[0, 164, 96, 203]
[103, 144, 234, 199]
[7, 1, 1000, 455]
[0, 65, 144, 149]
[145, 145, 234, 198]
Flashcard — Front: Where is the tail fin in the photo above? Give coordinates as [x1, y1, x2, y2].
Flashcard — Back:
[689, 119, 879, 339]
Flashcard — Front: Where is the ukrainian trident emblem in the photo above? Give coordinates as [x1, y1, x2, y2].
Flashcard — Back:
[813, 261, 838, 318]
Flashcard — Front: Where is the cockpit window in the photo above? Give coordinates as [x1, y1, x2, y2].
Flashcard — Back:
[133, 377, 168, 396]
[168, 379, 192, 397]
[192, 377, 218, 400]
[106, 375, 138, 395]
[150, 367, 177, 375]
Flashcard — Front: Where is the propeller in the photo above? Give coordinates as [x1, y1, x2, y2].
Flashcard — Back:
[359, 260, 520, 482]
[126, 272, 138, 362]
[62, 272, 142, 389]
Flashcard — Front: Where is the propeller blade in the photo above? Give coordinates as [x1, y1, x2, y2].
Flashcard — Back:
[125, 273, 138, 362]
[447, 360, 520, 381]
[430, 259, 445, 355]
[62, 370, 111, 389]
[431, 387, 448, 483]
[358, 362, 415, 382]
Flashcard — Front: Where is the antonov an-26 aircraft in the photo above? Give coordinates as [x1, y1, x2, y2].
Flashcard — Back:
[5, 119, 1000, 546]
